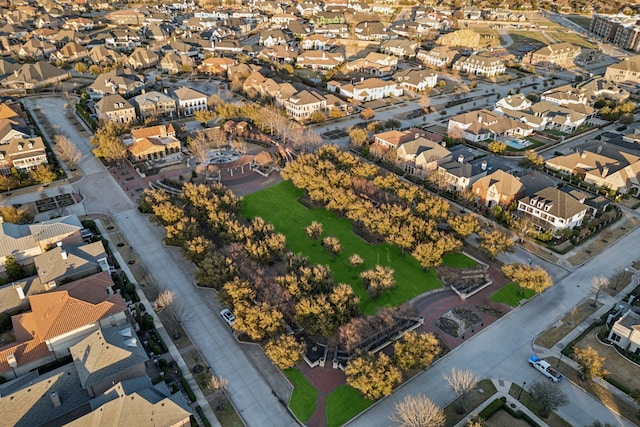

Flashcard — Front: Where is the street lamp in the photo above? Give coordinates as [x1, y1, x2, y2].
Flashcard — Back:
[518, 381, 526, 400]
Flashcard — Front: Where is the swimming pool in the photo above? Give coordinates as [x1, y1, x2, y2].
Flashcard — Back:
[503, 138, 532, 150]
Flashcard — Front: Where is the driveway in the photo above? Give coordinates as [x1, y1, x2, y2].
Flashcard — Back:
[25, 96, 298, 427]
[347, 227, 640, 427]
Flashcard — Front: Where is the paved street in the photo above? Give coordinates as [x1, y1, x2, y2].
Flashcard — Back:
[22, 97, 299, 427]
[348, 227, 640, 427]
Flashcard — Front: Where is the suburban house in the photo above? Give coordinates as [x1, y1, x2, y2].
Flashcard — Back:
[88, 68, 145, 99]
[0, 274, 127, 379]
[33, 241, 109, 287]
[131, 91, 177, 119]
[259, 29, 291, 46]
[472, 169, 526, 207]
[528, 42, 581, 68]
[540, 84, 588, 106]
[344, 52, 398, 76]
[0, 214, 84, 269]
[495, 94, 532, 111]
[374, 128, 437, 149]
[50, 41, 89, 63]
[393, 68, 438, 92]
[297, 50, 344, 70]
[437, 154, 499, 192]
[396, 137, 452, 176]
[417, 46, 458, 69]
[0, 136, 47, 173]
[69, 326, 149, 398]
[1, 61, 69, 89]
[516, 186, 588, 232]
[125, 124, 181, 162]
[453, 55, 505, 77]
[604, 55, 640, 84]
[285, 90, 327, 122]
[545, 147, 640, 194]
[354, 21, 389, 40]
[95, 94, 137, 124]
[128, 47, 160, 70]
[0, 339, 190, 426]
[329, 78, 403, 102]
[172, 86, 208, 116]
[380, 39, 419, 58]
[447, 109, 533, 142]
[89, 45, 125, 65]
[576, 77, 630, 103]
[529, 101, 592, 133]
[198, 57, 236, 75]
[608, 310, 640, 355]
[300, 34, 337, 50]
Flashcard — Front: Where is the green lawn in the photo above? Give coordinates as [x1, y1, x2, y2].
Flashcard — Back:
[441, 253, 477, 268]
[325, 385, 373, 427]
[284, 368, 317, 423]
[489, 282, 535, 307]
[242, 180, 451, 314]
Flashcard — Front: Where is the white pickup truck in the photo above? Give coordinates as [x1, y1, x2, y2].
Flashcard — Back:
[528, 355, 563, 382]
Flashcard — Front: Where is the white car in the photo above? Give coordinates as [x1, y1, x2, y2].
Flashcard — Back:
[220, 308, 236, 326]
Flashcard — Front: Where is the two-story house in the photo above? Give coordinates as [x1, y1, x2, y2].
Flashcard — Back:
[172, 86, 208, 116]
[517, 186, 587, 232]
[0, 136, 47, 173]
[417, 46, 458, 69]
[329, 78, 403, 102]
[472, 169, 525, 207]
[608, 310, 640, 355]
[448, 109, 533, 142]
[528, 42, 581, 68]
[453, 54, 505, 77]
[396, 137, 452, 176]
[95, 94, 137, 124]
[393, 69, 438, 92]
[125, 124, 181, 162]
[285, 90, 327, 122]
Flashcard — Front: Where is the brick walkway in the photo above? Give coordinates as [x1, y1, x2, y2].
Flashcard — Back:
[298, 364, 346, 427]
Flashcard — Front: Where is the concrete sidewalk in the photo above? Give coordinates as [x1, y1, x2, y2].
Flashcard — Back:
[96, 219, 221, 427]
[454, 379, 549, 427]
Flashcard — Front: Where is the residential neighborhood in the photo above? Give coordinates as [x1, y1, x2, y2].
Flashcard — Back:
[0, 2, 640, 427]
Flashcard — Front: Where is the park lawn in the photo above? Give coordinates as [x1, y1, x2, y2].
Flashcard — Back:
[442, 252, 477, 268]
[284, 368, 317, 423]
[325, 385, 373, 427]
[490, 282, 535, 307]
[242, 180, 450, 314]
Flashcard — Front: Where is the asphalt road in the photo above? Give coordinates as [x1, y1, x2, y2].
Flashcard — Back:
[347, 227, 640, 427]
[24, 96, 299, 427]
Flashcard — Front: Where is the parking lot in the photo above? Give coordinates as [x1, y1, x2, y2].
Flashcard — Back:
[322, 129, 349, 140]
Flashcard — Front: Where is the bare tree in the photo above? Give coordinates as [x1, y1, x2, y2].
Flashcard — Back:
[389, 394, 445, 427]
[54, 134, 82, 169]
[528, 381, 568, 418]
[207, 374, 229, 410]
[592, 276, 609, 307]
[153, 289, 174, 313]
[444, 368, 479, 414]
[187, 132, 211, 172]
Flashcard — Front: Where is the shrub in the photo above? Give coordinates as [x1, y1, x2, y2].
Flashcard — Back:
[181, 378, 197, 402]
[478, 397, 505, 418]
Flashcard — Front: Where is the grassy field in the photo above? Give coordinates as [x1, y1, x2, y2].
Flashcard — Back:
[442, 253, 478, 268]
[564, 15, 593, 30]
[534, 300, 601, 349]
[547, 30, 596, 49]
[242, 180, 457, 314]
[284, 368, 317, 423]
[325, 385, 373, 427]
[489, 282, 535, 307]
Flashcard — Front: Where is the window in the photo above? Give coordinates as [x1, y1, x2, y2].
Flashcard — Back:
[611, 333, 621, 342]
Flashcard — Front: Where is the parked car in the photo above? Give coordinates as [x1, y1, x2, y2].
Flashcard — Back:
[220, 308, 236, 326]
[528, 355, 563, 382]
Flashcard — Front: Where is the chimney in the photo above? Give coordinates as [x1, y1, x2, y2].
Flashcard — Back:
[457, 154, 464, 163]
[141, 88, 145, 94]
[580, 151, 587, 158]
[477, 114, 482, 123]
[16, 285, 25, 300]
[481, 160, 487, 170]
[7, 353, 16, 369]
[50, 392, 61, 408]
[597, 144, 602, 153]
[61, 250, 68, 260]
[602, 166, 609, 177]
[415, 133, 420, 139]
